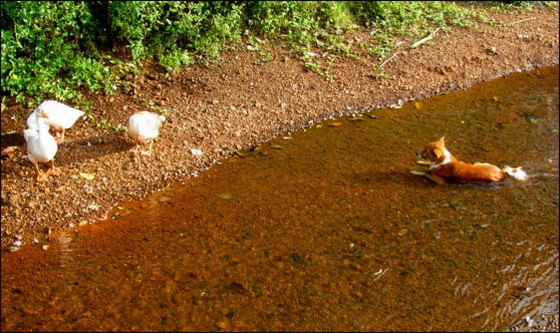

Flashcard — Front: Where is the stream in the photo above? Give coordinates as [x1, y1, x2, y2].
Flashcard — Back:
[1, 66, 558, 332]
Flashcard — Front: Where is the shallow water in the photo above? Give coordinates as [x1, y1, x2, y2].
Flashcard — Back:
[2, 66, 558, 332]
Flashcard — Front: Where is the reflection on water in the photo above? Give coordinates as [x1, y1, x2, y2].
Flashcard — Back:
[1, 66, 558, 332]
[489, 244, 558, 329]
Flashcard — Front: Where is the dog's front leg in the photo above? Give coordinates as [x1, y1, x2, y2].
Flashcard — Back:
[424, 173, 446, 185]
[416, 160, 432, 166]
[410, 170, 446, 185]
[410, 170, 427, 176]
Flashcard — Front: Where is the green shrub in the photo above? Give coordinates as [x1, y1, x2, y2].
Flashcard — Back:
[109, 1, 243, 64]
[1, 2, 101, 106]
[1, 1, 551, 110]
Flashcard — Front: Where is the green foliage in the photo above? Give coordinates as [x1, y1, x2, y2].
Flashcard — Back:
[471, 1, 533, 9]
[1, 0, 552, 110]
[352, 1, 475, 48]
[243, 1, 357, 49]
[109, 1, 243, 63]
[95, 118, 126, 132]
[160, 48, 194, 74]
[0, 1, 138, 109]
[1, 1, 245, 108]
[2, 2, 92, 105]
[242, 1, 479, 79]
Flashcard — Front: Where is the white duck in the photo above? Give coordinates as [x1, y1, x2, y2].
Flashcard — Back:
[27, 100, 84, 144]
[23, 111, 60, 182]
[128, 111, 166, 156]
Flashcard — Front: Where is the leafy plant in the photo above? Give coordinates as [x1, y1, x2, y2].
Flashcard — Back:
[1, 0, 552, 110]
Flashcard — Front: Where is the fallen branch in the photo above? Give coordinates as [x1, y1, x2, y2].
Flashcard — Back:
[504, 17, 536, 26]
[410, 27, 441, 49]
[377, 51, 400, 70]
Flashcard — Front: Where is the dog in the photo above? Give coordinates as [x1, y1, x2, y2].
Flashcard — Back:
[410, 137, 527, 184]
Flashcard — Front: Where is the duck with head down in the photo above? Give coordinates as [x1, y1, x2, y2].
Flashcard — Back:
[27, 100, 84, 144]
[128, 111, 166, 156]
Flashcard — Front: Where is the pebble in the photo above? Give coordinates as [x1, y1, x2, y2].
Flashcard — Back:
[8, 245, 20, 252]
[190, 149, 203, 156]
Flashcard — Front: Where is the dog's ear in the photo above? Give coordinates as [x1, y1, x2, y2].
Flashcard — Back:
[438, 136, 445, 144]
[430, 147, 444, 160]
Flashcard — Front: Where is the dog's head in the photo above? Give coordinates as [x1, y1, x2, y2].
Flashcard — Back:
[417, 136, 449, 163]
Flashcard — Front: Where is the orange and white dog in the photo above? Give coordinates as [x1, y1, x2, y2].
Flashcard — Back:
[410, 137, 527, 184]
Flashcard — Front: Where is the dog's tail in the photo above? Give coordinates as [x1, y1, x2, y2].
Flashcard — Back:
[503, 166, 528, 181]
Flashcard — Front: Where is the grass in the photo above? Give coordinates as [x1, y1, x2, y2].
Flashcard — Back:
[1, 1, 556, 124]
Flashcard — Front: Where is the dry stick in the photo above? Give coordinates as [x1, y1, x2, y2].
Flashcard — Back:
[377, 52, 400, 70]
[377, 26, 442, 71]
[377, 26, 444, 71]
[410, 27, 441, 49]
[504, 17, 536, 26]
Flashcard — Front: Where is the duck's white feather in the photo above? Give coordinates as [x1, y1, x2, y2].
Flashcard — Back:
[24, 118, 58, 165]
[27, 100, 84, 131]
[128, 111, 165, 145]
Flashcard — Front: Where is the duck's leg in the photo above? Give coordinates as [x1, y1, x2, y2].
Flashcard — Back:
[140, 142, 152, 156]
[147, 141, 154, 156]
[47, 159, 61, 177]
[33, 163, 48, 182]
